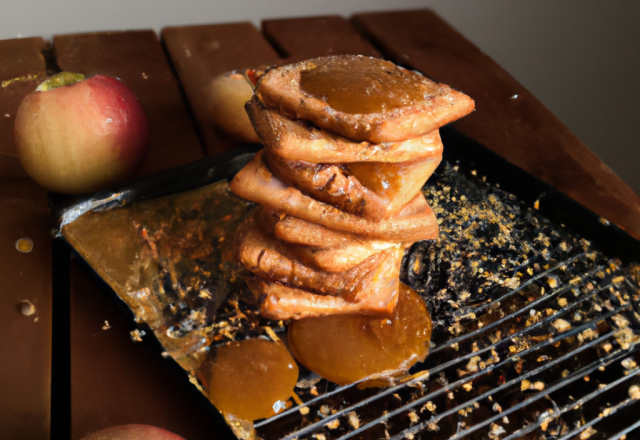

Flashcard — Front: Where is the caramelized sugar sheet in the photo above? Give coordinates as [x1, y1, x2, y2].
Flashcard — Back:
[62, 181, 254, 364]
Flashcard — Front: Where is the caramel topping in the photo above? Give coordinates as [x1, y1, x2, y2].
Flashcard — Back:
[207, 339, 299, 421]
[347, 157, 440, 199]
[299, 57, 426, 114]
[288, 284, 431, 385]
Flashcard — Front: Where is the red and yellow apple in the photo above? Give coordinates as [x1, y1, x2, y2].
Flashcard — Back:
[14, 72, 150, 194]
[79, 424, 185, 440]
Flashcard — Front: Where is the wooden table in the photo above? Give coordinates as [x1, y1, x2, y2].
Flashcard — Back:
[1, 10, 639, 439]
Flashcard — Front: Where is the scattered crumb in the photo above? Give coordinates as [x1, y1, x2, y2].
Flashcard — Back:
[422, 401, 436, 413]
[505, 277, 520, 289]
[407, 411, 419, 424]
[552, 319, 572, 333]
[325, 418, 339, 430]
[130, 329, 145, 342]
[348, 411, 360, 430]
[17, 300, 36, 316]
[612, 276, 625, 285]
[102, 320, 111, 331]
[612, 314, 630, 329]
[533, 381, 545, 390]
[540, 418, 550, 431]
[629, 385, 640, 400]
[199, 289, 212, 299]
[489, 423, 506, 439]
[263, 326, 282, 343]
[621, 358, 637, 370]
[448, 323, 463, 336]
[521, 379, 531, 391]
[466, 356, 482, 373]
[580, 426, 597, 439]
[614, 328, 637, 350]
[578, 328, 598, 343]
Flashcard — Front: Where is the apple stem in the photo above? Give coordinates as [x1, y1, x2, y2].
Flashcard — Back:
[36, 72, 85, 92]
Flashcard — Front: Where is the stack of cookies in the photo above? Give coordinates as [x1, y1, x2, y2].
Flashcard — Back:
[231, 55, 474, 320]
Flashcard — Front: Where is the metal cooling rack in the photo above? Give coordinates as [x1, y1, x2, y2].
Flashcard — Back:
[255, 250, 640, 440]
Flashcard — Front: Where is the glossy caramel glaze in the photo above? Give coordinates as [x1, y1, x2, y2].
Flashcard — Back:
[288, 284, 431, 385]
[346, 155, 441, 215]
[207, 339, 299, 421]
[300, 56, 425, 114]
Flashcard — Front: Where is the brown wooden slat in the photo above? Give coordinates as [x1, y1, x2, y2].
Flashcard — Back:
[0, 178, 52, 440]
[0, 37, 47, 179]
[54, 30, 204, 176]
[262, 15, 380, 62]
[162, 22, 281, 155]
[69, 259, 233, 440]
[352, 9, 640, 240]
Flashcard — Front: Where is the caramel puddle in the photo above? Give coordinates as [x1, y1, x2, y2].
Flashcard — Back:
[288, 283, 431, 385]
[207, 338, 299, 421]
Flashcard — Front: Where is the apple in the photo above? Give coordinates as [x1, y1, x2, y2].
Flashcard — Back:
[79, 424, 185, 440]
[14, 72, 150, 194]
[207, 72, 260, 144]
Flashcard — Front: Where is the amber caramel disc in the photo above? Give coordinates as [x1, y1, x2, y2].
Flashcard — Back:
[207, 339, 299, 421]
[288, 284, 431, 385]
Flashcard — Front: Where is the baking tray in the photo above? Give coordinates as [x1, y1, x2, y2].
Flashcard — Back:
[50, 127, 640, 439]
